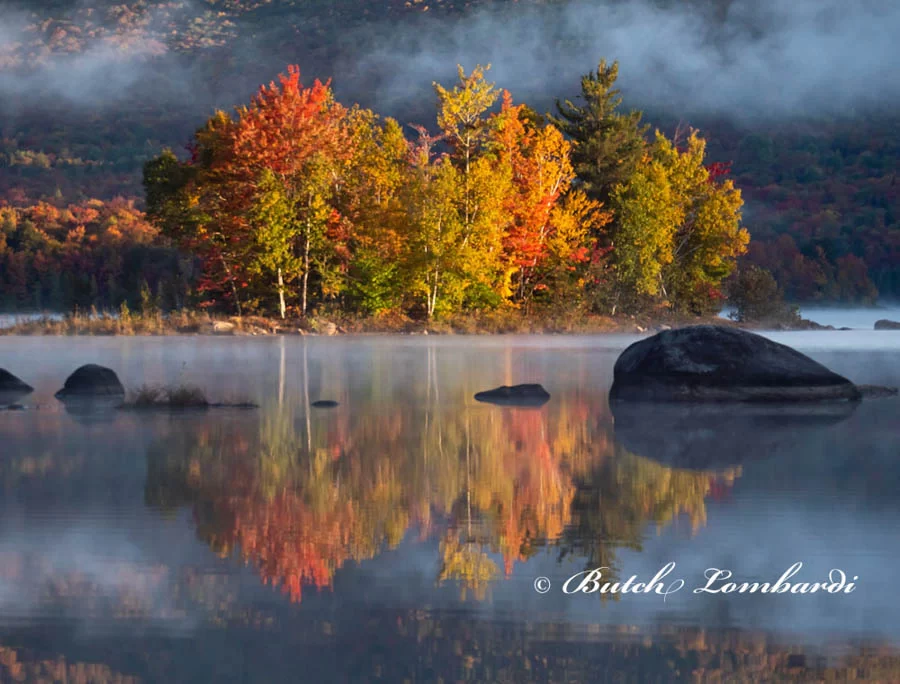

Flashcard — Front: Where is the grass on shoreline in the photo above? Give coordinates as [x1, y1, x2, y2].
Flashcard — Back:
[128, 384, 210, 408]
[0, 308, 748, 336]
[122, 384, 258, 410]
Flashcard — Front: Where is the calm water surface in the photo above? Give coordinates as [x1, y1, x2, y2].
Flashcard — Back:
[1, 333, 899, 682]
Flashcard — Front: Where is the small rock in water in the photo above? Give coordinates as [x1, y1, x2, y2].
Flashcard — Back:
[874, 319, 900, 330]
[55, 364, 125, 398]
[474, 384, 551, 408]
[311, 400, 339, 408]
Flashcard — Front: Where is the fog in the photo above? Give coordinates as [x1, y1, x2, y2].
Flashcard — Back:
[337, 0, 900, 122]
[0, 0, 899, 124]
[719, 306, 900, 330]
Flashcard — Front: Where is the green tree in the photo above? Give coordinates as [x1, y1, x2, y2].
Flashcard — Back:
[553, 60, 648, 206]
[728, 265, 799, 323]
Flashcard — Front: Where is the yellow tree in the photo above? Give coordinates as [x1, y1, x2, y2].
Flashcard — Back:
[404, 142, 467, 318]
[611, 130, 747, 313]
[432, 65, 513, 307]
[341, 109, 410, 314]
[611, 149, 681, 303]
[659, 132, 747, 314]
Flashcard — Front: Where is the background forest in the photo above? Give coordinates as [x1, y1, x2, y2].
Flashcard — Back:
[0, 0, 897, 320]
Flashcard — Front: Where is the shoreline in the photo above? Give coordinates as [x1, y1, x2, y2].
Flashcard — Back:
[0, 311, 844, 337]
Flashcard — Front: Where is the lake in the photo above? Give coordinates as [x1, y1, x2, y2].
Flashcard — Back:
[1, 333, 899, 682]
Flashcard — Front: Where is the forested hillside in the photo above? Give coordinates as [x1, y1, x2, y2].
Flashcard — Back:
[1, 0, 897, 312]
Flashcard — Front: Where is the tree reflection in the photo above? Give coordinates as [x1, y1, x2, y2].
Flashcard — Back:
[145, 367, 737, 605]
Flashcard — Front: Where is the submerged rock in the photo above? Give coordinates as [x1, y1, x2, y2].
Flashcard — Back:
[857, 385, 899, 399]
[55, 364, 125, 399]
[0, 369, 33, 405]
[609, 325, 860, 403]
[874, 319, 900, 330]
[59, 395, 123, 424]
[474, 384, 551, 407]
[612, 401, 857, 469]
[311, 400, 339, 408]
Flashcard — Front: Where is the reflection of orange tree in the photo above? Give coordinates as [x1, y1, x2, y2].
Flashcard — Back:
[145, 387, 738, 603]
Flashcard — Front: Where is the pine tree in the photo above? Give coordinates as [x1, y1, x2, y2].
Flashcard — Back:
[553, 60, 648, 206]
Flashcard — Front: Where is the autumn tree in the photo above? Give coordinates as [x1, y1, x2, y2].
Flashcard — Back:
[340, 110, 410, 315]
[228, 66, 353, 316]
[490, 95, 611, 309]
[432, 65, 513, 308]
[144, 66, 353, 318]
[144, 114, 251, 315]
[611, 130, 748, 313]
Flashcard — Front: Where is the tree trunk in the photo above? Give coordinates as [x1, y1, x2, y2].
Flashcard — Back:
[277, 268, 286, 319]
[220, 254, 242, 317]
[302, 234, 310, 316]
[428, 270, 439, 318]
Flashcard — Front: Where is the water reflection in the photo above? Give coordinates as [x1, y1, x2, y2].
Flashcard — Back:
[1, 336, 899, 682]
[610, 400, 858, 469]
[144, 389, 736, 604]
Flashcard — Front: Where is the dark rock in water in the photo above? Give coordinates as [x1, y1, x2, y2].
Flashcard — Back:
[311, 400, 339, 408]
[857, 385, 899, 399]
[838, 327, 853, 331]
[874, 319, 900, 330]
[612, 401, 857, 470]
[0, 369, 32, 394]
[0, 369, 33, 406]
[474, 384, 551, 407]
[610, 325, 860, 403]
[55, 364, 125, 398]
[1, 404, 25, 411]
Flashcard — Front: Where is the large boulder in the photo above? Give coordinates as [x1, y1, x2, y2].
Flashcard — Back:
[874, 319, 900, 330]
[474, 384, 551, 407]
[0, 368, 33, 405]
[609, 325, 860, 403]
[55, 364, 125, 398]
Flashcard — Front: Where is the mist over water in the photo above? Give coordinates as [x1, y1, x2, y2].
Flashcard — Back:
[720, 306, 900, 331]
[796, 306, 900, 330]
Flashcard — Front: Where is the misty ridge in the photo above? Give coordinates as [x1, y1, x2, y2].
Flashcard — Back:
[0, 0, 898, 125]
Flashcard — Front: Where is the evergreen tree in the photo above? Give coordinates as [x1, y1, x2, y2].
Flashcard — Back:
[553, 60, 648, 206]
